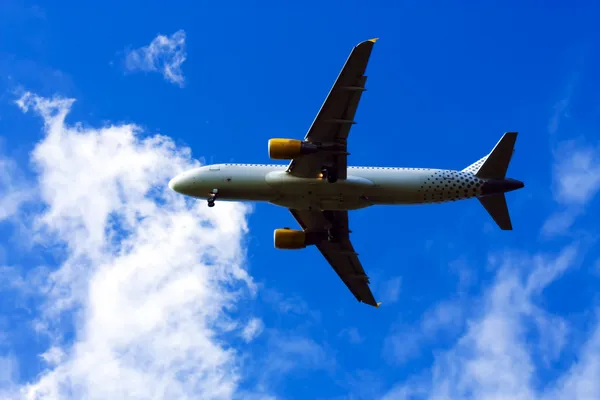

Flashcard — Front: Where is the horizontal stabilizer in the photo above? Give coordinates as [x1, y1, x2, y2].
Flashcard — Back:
[478, 194, 513, 230]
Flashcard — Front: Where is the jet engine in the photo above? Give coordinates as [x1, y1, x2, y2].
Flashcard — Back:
[268, 139, 318, 160]
[273, 228, 307, 249]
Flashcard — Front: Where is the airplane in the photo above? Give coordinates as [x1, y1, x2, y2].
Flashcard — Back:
[168, 38, 524, 308]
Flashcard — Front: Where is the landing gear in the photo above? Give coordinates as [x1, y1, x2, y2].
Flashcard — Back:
[327, 229, 337, 243]
[207, 189, 218, 208]
[324, 210, 338, 242]
[321, 166, 338, 183]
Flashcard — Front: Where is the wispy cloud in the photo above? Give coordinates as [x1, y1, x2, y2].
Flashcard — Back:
[380, 276, 402, 304]
[542, 61, 600, 238]
[0, 354, 19, 398]
[255, 332, 335, 392]
[124, 30, 187, 87]
[547, 57, 582, 138]
[553, 141, 600, 206]
[241, 318, 264, 343]
[542, 141, 600, 237]
[383, 299, 464, 365]
[338, 327, 363, 344]
[4, 92, 266, 399]
[381, 245, 600, 400]
[262, 288, 313, 316]
[541, 209, 581, 238]
[0, 155, 32, 222]
[0, 2, 46, 22]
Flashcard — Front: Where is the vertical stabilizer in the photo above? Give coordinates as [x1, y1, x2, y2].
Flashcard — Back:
[465, 132, 522, 231]
[463, 132, 518, 179]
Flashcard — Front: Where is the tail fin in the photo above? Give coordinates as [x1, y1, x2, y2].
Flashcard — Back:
[463, 132, 521, 230]
[462, 132, 517, 179]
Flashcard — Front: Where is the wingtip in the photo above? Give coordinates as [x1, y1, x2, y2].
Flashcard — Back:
[376, 302, 382, 308]
[368, 37, 379, 43]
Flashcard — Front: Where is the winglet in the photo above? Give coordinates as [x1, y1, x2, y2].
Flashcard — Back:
[368, 38, 379, 43]
[376, 302, 382, 308]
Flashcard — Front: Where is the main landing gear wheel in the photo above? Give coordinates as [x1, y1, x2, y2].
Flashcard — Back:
[327, 229, 339, 243]
[321, 167, 338, 184]
[207, 189, 218, 208]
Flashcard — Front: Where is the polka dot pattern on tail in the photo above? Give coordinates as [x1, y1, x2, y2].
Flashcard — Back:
[462, 155, 488, 174]
[418, 170, 485, 203]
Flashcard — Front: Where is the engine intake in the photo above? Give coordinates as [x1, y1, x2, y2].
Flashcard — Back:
[268, 138, 318, 160]
[274, 228, 307, 249]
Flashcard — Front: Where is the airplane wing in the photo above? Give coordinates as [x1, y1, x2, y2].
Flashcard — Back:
[286, 38, 378, 179]
[289, 208, 380, 307]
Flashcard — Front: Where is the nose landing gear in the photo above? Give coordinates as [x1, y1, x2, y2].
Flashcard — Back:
[207, 189, 218, 207]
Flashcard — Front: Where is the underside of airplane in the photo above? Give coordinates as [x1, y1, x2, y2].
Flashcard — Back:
[168, 38, 524, 307]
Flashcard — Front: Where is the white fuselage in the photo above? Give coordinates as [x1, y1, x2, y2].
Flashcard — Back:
[169, 163, 487, 211]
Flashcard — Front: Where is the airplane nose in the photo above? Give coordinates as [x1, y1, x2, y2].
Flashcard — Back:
[168, 173, 186, 193]
[168, 168, 206, 196]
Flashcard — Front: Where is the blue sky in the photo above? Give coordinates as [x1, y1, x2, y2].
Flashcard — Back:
[1, 1, 600, 399]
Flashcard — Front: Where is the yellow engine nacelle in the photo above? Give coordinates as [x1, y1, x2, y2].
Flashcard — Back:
[268, 138, 318, 160]
[268, 139, 302, 160]
[274, 228, 306, 249]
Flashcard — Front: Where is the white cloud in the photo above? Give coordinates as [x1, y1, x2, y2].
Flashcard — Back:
[235, 330, 335, 395]
[542, 141, 600, 237]
[262, 288, 313, 316]
[39, 346, 65, 367]
[547, 66, 580, 138]
[0, 155, 33, 222]
[339, 327, 363, 344]
[7, 92, 264, 399]
[550, 316, 600, 399]
[548, 97, 570, 136]
[381, 245, 600, 400]
[380, 276, 402, 304]
[383, 299, 463, 365]
[541, 209, 580, 237]
[0, 353, 21, 399]
[241, 318, 264, 343]
[553, 141, 600, 206]
[256, 333, 334, 391]
[419, 300, 463, 335]
[0, 354, 18, 386]
[543, 68, 599, 238]
[124, 30, 187, 87]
